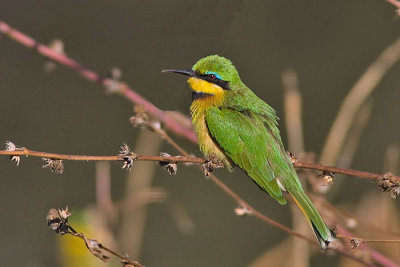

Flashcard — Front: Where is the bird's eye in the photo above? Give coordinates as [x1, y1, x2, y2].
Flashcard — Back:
[208, 74, 216, 80]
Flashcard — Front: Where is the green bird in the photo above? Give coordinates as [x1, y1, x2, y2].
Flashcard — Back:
[163, 55, 333, 249]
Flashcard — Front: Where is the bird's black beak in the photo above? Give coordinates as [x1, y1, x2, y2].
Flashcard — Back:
[162, 69, 195, 77]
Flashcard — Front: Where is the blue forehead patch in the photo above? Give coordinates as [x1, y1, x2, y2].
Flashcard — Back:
[205, 71, 222, 80]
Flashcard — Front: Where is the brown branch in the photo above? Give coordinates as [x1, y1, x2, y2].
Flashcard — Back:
[292, 161, 398, 181]
[0, 20, 197, 143]
[337, 225, 400, 267]
[0, 145, 203, 163]
[139, 125, 376, 266]
[2, 141, 400, 188]
[2, 144, 399, 183]
[0, 19, 397, 266]
[47, 208, 145, 267]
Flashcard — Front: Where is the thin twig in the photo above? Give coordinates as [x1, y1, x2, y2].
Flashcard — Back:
[1, 19, 397, 266]
[319, 198, 400, 239]
[337, 225, 400, 267]
[0, 147, 204, 163]
[2, 145, 399, 183]
[47, 208, 145, 267]
[292, 161, 399, 181]
[145, 127, 376, 266]
[1, 20, 399, 181]
[0, 20, 197, 143]
[98, 244, 145, 267]
[338, 234, 400, 243]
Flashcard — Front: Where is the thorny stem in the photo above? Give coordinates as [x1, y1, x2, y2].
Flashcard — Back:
[1, 147, 399, 183]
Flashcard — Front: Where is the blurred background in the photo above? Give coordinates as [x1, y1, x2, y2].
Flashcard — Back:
[0, 1, 399, 266]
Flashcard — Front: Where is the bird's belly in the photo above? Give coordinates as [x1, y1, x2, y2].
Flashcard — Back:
[194, 115, 231, 168]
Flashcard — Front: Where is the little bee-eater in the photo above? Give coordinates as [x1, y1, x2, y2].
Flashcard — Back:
[163, 55, 333, 249]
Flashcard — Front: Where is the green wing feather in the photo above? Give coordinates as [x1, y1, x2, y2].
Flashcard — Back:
[205, 106, 287, 204]
[205, 106, 333, 248]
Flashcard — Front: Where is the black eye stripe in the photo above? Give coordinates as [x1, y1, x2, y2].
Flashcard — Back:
[197, 73, 230, 90]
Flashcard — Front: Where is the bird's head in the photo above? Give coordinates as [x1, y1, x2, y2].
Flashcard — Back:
[163, 55, 242, 103]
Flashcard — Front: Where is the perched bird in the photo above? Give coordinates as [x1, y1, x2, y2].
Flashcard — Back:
[163, 55, 333, 249]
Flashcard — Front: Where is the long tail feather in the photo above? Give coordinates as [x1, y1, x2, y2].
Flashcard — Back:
[289, 190, 334, 249]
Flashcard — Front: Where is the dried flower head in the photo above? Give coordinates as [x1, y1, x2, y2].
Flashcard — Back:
[119, 143, 133, 156]
[5, 141, 17, 151]
[378, 172, 400, 199]
[158, 152, 178, 175]
[47, 207, 72, 235]
[119, 143, 136, 171]
[42, 158, 64, 174]
[203, 156, 225, 176]
[321, 171, 335, 186]
[58, 206, 72, 220]
[10, 155, 21, 166]
[5, 141, 24, 166]
[105, 67, 123, 94]
[121, 157, 133, 171]
[130, 105, 149, 128]
[350, 238, 360, 249]
[234, 205, 252, 216]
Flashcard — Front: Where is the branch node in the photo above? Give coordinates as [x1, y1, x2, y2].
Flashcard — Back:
[119, 143, 137, 171]
[378, 172, 400, 199]
[130, 105, 162, 134]
[130, 105, 150, 128]
[5, 141, 24, 166]
[46, 207, 72, 235]
[234, 205, 252, 216]
[44, 39, 65, 73]
[105, 67, 122, 94]
[82, 236, 110, 262]
[350, 238, 361, 249]
[158, 152, 178, 175]
[320, 171, 335, 186]
[5, 140, 23, 151]
[42, 158, 64, 174]
[203, 156, 224, 176]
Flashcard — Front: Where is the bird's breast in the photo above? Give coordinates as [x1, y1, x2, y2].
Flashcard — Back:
[190, 105, 231, 168]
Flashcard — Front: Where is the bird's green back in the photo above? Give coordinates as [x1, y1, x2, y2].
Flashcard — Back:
[163, 54, 333, 248]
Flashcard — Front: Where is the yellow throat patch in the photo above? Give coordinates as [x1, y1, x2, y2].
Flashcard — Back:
[187, 77, 231, 168]
[187, 77, 225, 105]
